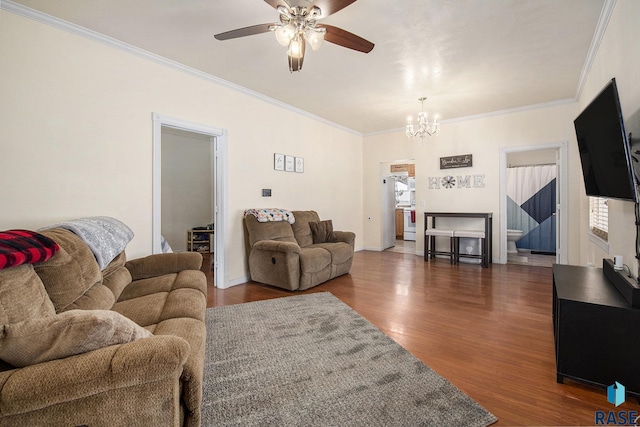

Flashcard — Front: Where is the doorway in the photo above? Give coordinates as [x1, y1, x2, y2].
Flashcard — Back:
[381, 160, 416, 255]
[160, 128, 213, 253]
[152, 113, 229, 288]
[499, 142, 568, 265]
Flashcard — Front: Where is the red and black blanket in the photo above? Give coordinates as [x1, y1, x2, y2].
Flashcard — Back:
[0, 230, 59, 270]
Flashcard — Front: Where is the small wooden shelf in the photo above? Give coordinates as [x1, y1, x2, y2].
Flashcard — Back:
[187, 229, 214, 253]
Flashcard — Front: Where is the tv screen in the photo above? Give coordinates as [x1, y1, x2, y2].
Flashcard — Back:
[574, 78, 636, 202]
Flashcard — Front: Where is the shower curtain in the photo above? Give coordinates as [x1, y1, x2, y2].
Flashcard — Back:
[507, 165, 556, 253]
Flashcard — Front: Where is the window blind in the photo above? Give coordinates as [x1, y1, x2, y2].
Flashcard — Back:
[589, 197, 608, 240]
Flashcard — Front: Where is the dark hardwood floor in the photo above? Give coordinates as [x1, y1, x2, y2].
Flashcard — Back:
[201, 251, 639, 426]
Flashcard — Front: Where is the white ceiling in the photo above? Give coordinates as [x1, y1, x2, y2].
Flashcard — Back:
[9, 0, 606, 134]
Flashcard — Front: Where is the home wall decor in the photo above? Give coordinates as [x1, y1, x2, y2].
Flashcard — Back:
[440, 154, 473, 169]
[428, 174, 485, 189]
[274, 153, 304, 173]
[285, 155, 294, 172]
[274, 153, 284, 171]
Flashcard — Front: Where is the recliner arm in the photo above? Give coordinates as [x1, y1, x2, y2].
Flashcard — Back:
[252, 240, 301, 254]
[0, 335, 189, 418]
[249, 240, 301, 290]
[334, 231, 355, 247]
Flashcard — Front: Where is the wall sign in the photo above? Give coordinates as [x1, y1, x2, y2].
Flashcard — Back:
[440, 154, 472, 169]
[428, 174, 486, 189]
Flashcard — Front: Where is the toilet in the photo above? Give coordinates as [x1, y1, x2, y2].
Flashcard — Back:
[507, 229, 523, 254]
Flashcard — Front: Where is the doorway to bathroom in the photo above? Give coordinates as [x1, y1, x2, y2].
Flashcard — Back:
[499, 142, 568, 266]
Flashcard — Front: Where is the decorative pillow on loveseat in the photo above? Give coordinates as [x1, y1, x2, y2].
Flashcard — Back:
[0, 309, 152, 367]
[309, 220, 338, 244]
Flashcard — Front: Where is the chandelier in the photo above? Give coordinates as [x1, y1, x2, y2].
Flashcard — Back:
[270, 5, 326, 72]
[406, 97, 440, 141]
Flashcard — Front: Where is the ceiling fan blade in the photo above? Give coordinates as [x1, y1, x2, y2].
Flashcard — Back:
[214, 24, 274, 41]
[306, 0, 357, 18]
[321, 24, 374, 53]
[263, 0, 289, 10]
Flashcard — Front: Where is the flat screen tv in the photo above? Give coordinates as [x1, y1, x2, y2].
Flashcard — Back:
[574, 78, 637, 202]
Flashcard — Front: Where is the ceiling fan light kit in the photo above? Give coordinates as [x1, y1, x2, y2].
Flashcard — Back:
[406, 97, 440, 141]
[214, 0, 374, 73]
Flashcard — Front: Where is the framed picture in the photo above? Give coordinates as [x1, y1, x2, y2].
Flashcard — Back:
[295, 157, 304, 173]
[274, 153, 284, 171]
[285, 155, 294, 172]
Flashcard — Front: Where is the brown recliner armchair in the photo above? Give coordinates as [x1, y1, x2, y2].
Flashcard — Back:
[243, 210, 355, 290]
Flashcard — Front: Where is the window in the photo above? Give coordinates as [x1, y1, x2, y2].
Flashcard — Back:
[589, 197, 608, 240]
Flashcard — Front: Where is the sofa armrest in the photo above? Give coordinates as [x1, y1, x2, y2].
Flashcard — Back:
[125, 252, 203, 280]
[0, 335, 189, 417]
[334, 231, 355, 246]
[252, 240, 301, 254]
[249, 240, 301, 290]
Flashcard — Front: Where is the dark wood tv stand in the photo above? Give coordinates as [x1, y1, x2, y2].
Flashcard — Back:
[553, 264, 640, 397]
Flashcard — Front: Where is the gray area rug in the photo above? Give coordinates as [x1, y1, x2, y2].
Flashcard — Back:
[202, 292, 497, 426]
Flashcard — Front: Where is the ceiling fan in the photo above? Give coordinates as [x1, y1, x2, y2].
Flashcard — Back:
[214, 0, 374, 72]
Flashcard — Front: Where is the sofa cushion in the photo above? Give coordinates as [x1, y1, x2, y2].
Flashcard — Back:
[0, 264, 55, 325]
[114, 270, 207, 327]
[291, 211, 321, 247]
[101, 252, 132, 301]
[34, 229, 104, 312]
[309, 220, 338, 244]
[312, 242, 353, 265]
[244, 215, 297, 248]
[299, 246, 331, 273]
[0, 309, 152, 367]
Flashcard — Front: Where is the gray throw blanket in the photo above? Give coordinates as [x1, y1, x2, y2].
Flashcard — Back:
[40, 216, 134, 270]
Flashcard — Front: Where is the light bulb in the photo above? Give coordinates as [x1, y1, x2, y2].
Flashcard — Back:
[288, 34, 305, 59]
[275, 25, 294, 46]
[306, 29, 324, 51]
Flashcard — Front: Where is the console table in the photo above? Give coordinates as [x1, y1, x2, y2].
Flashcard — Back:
[553, 264, 640, 396]
[424, 212, 492, 267]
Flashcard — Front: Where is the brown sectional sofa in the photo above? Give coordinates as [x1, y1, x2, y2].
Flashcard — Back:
[0, 228, 207, 426]
[243, 210, 355, 290]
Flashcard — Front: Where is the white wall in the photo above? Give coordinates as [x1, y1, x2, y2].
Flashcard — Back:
[363, 102, 581, 263]
[507, 149, 556, 167]
[0, 11, 364, 285]
[161, 128, 213, 252]
[576, 0, 640, 273]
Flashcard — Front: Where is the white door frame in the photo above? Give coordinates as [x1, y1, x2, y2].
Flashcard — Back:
[152, 113, 229, 288]
[498, 141, 568, 265]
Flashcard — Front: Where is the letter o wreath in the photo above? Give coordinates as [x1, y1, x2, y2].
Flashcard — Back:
[442, 176, 456, 188]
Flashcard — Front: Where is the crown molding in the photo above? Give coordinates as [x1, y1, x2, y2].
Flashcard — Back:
[1, 0, 362, 137]
[575, 0, 617, 100]
[364, 98, 577, 138]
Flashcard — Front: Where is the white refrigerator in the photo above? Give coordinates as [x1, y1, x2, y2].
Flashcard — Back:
[381, 177, 396, 250]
